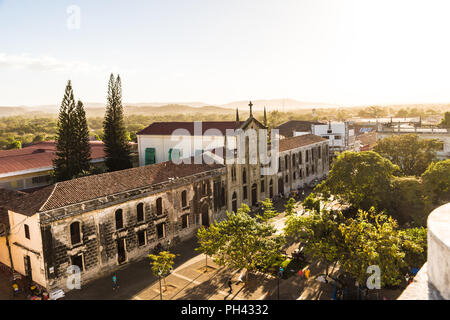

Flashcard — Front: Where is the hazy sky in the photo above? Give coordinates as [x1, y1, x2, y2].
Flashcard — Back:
[2, 0, 450, 106]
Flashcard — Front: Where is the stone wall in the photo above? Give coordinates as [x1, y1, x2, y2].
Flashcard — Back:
[40, 169, 227, 291]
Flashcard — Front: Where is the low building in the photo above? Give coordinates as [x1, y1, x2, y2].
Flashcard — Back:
[137, 121, 242, 166]
[0, 141, 106, 191]
[311, 121, 356, 155]
[274, 120, 323, 139]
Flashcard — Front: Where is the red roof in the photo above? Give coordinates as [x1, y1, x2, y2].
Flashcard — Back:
[0, 141, 106, 175]
[137, 121, 243, 136]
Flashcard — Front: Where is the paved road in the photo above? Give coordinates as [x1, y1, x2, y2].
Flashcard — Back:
[65, 236, 200, 300]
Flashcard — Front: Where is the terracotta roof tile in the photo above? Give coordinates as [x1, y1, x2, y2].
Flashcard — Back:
[0, 141, 106, 175]
[137, 121, 243, 136]
[38, 159, 225, 212]
[278, 134, 327, 152]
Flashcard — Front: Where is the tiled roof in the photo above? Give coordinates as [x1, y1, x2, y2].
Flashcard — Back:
[0, 189, 27, 228]
[278, 134, 327, 152]
[137, 121, 243, 136]
[0, 141, 106, 175]
[3, 158, 225, 215]
[275, 120, 323, 138]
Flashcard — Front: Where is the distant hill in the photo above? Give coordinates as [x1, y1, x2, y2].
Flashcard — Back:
[220, 99, 338, 111]
[84, 104, 234, 117]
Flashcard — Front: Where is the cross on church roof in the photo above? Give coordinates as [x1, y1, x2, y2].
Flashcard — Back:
[249, 101, 253, 117]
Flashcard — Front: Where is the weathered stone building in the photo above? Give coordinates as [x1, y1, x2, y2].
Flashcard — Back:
[0, 113, 329, 293]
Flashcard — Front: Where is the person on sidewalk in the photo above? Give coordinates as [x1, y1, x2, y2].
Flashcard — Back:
[227, 278, 233, 294]
[112, 274, 119, 290]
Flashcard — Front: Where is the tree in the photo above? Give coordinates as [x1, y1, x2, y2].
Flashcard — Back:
[196, 204, 284, 283]
[103, 74, 132, 172]
[285, 205, 427, 288]
[73, 100, 92, 175]
[196, 222, 223, 271]
[374, 134, 441, 176]
[390, 176, 427, 226]
[53, 82, 92, 182]
[53, 81, 78, 181]
[284, 197, 297, 216]
[398, 227, 427, 270]
[315, 151, 398, 212]
[338, 208, 406, 287]
[148, 251, 176, 300]
[439, 111, 450, 128]
[258, 198, 279, 221]
[7, 140, 21, 149]
[302, 193, 321, 213]
[421, 159, 450, 205]
[284, 209, 345, 277]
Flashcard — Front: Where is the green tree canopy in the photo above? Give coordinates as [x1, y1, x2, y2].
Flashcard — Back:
[53, 81, 91, 181]
[103, 74, 132, 172]
[197, 204, 284, 282]
[421, 159, 450, 205]
[374, 134, 441, 176]
[315, 151, 398, 212]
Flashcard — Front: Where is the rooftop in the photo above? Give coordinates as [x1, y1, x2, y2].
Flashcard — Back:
[137, 121, 244, 136]
[278, 134, 327, 152]
[3, 157, 225, 216]
[0, 141, 106, 176]
[275, 120, 323, 138]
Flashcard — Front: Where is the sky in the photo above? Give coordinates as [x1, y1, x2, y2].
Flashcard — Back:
[2, 0, 450, 107]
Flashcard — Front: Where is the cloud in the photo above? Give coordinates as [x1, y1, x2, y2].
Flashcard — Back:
[0, 53, 115, 74]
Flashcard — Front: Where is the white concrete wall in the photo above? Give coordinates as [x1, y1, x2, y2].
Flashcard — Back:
[427, 202, 450, 299]
[138, 134, 237, 166]
[1, 211, 46, 287]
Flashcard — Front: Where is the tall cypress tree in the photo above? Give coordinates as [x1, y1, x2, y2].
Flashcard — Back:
[73, 100, 92, 175]
[53, 81, 77, 181]
[103, 74, 132, 172]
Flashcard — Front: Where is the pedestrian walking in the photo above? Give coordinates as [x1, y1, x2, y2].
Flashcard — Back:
[304, 268, 310, 279]
[227, 278, 233, 294]
[298, 269, 304, 279]
[112, 273, 119, 290]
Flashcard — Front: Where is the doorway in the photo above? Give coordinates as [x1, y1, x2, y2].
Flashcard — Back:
[117, 238, 127, 264]
[278, 177, 284, 196]
[24, 255, 32, 281]
[251, 183, 257, 206]
[201, 206, 210, 227]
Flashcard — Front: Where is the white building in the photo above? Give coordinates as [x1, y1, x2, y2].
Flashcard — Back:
[136, 121, 241, 166]
[311, 122, 356, 155]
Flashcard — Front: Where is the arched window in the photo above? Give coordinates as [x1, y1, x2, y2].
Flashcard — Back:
[137, 203, 144, 222]
[70, 221, 81, 245]
[181, 190, 187, 208]
[115, 209, 123, 230]
[285, 155, 289, 170]
[156, 197, 163, 216]
[242, 168, 247, 184]
[299, 151, 302, 164]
